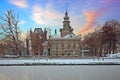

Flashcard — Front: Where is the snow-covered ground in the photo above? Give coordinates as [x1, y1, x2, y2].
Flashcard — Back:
[106, 53, 120, 58]
[0, 58, 120, 65]
[0, 53, 120, 65]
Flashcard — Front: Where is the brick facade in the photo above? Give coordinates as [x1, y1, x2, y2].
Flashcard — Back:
[30, 28, 47, 55]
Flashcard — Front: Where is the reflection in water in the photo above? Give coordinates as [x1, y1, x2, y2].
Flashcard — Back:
[0, 65, 120, 80]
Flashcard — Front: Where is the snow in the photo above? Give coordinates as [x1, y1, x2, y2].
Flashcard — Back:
[0, 58, 120, 65]
[106, 53, 120, 58]
[1, 53, 120, 65]
[50, 34, 81, 39]
[51, 34, 61, 38]
[64, 33, 75, 38]
[2, 55, 18, 58]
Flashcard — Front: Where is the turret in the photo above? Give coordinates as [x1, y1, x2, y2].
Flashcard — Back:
[43, 28, 47, 41]
[60, 10, 73, 37]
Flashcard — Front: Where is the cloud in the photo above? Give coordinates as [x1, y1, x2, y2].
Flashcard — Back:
[31, 3, 63, 27]
[8, 0, 28, 8]
[31, 0, 120, 35]
[31, 3, 84, 35]
[77, 10, 98, 35]
[77, 0, 120, 35]
[19, 20, 25, 25]
[20, 32, 27, 40]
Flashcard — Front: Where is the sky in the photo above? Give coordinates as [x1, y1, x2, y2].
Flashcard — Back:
[0, 0, 120, 38]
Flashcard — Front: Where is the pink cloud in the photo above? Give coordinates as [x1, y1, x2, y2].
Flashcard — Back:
[77, 0, 120, 35]
[8, 0, 28, 8]
[77, 10, 98, 35]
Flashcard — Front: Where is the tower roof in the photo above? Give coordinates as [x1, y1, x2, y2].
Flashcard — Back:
[64, 10, 69, 20]
[65, 10, 68, 16]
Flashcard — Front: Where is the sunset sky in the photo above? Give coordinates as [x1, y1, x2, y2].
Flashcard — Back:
[0, 0, 120, 37]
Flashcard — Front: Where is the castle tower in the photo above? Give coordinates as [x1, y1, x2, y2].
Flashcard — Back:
[43, 28, 47, 41]
[60, 10, 73, 37]
[30, 28, 45, 55]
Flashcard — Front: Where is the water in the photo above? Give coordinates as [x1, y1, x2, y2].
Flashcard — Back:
[0, 65, 120, 80]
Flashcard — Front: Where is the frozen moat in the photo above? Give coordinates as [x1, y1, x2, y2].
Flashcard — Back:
[0, 65, 120, 80]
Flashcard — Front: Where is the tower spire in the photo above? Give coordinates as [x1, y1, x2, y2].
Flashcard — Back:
[60, 0, 73, 37]
[65, 0, 68, 15]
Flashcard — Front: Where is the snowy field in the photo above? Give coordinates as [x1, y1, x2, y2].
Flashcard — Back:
[0, 58, 120, 65]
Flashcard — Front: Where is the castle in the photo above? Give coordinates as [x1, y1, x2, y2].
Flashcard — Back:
[30, 10, 81, 58]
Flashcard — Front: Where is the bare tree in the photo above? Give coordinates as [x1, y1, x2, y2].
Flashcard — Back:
[0, 10, 21, 55]
[83, 19, 120, 58]
[102, 20, 119, 54]
[26, 31, 30, 56]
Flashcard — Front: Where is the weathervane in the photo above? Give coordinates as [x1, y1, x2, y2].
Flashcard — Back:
[66, 0, 69, 11]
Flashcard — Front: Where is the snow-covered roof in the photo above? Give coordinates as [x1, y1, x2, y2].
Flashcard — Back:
[51, 34, 61, 39]
[64, 33, 76, 38]
[50, 33, 81, 39]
